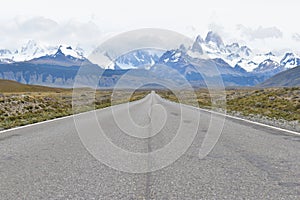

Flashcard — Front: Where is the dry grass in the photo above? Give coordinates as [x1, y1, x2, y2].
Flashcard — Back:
[1, 79, 299, 131]
[0, 90, 150, 130]
[0, 81, 150, 130]
[156, 87, 300, 122]
[226, 87, 300, 121]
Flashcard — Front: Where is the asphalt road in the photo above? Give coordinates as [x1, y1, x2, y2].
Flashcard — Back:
[0, 92, 299, 199]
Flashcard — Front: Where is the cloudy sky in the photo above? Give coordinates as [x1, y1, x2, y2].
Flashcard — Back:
[1, 0, 300, 54]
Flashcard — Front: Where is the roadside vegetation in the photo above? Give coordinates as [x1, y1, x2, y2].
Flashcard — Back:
[0, 80, 299, 131]
[0, 90, 150, 130]
[156, 87, 300, 121]
[226, 87, 300, 122]
[156, 87, 300, 131]
[0, 80, 149, 130]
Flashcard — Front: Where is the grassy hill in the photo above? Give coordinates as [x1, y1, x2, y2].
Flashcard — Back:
[0, 79, 69, 93]
[259, 66, 300, 87]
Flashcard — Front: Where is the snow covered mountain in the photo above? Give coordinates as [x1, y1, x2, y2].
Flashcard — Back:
[1, 35, 299, 74]
[115, 49, 164, 70]
[280, 52, 300, 69]
[253, 59, 281, 74]
[0, 49, 14, 63]
[0, 33, 300, 87]
[0, 49, 12, 57]
[0, 40, 84, 63]
[14, 40, 57, 61]
[178, 32, 300, 77]
[204, 31, 226, 53]
[27, 45, 89, 67]
[181, 32, 254, 70]
[15, 40, 56, 61]
[54, 45, 85, 60]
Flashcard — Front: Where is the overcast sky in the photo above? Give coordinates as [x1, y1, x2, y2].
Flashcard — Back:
[1, 0, 300, 54]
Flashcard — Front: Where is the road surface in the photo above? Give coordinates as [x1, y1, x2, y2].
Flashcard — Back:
[0, 92, 299, 199]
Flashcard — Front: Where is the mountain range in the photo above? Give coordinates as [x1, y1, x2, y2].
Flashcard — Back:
[0, 40, 86, 64]
[110, 31, 300, 76]
[0, 31, 299, 88]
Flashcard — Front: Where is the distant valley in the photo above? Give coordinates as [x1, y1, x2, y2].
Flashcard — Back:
[259, 65, 300, 87]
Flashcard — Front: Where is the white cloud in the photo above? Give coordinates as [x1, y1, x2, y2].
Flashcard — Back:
[208, 23, 224, 34]
[0, 17, 104, 53]
[236, 25, 283, 40]
[0, 0, 300, 54]
[292, 33, 300, 42]
[15, 17, 59, 33]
